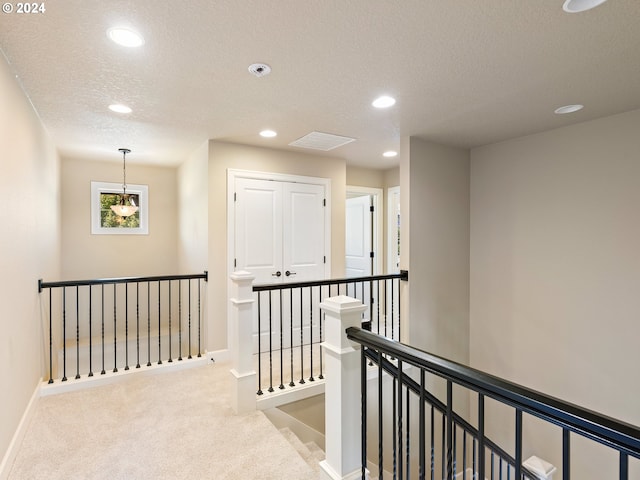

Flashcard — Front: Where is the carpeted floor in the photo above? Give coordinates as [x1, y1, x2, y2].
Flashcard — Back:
[8, 362, 317, 479]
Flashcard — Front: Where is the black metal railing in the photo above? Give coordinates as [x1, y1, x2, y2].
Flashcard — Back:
[38, 272, 208, 383]
[252, 271, 408, 395]
[348, 327, 640, 480]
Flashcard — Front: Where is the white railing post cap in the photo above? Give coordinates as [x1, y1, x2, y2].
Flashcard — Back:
[523, 455, 557, 480]
[320, 295, 367, 315]
[230, 270, 255, 282]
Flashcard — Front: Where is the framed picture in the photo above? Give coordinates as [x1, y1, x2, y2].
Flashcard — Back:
[91, 181, 149, 235]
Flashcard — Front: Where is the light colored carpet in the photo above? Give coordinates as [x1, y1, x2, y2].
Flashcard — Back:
[9, 362, 317, 479]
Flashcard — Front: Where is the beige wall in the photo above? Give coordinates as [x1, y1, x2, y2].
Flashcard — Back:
[61, 157, 178, 279]
[470, 109, 640, 478]
[208, 141, 346, 351]
[0, 58, 60, 468]
[402, 137, 470, 364]
[346, 166, 384, 188]
[178, 141, 208, 274]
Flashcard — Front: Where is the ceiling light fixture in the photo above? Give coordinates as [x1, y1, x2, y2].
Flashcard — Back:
[372, 95, 396, 108]
[554, 104, 584, 114]
[107, 27, 145, 47]
[562, 0, 609, 13]
[260, 129, 277, 138]
[108, 104, 132, 114]
[383, 151, 398, 158]
[111, 148, 139, 217]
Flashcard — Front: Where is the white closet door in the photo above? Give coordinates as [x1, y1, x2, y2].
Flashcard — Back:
[235, 178, 283, 285]
[282, 182, 326, 282]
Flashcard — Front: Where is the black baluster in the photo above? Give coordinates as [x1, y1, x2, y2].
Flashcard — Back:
[499, 457, 503, 480]
[309, 286, 314, 382]
[406, 381, 410, 480]
[463, 430, 467, 480]
[268, 290, 274, 392]
[197, 278, 202, 357]
[48, 289, 53, 383]
[101, 285, 105, 375]
[378, 351, 384, 480]
[168, 280, 172, 363]
[393, 376, 397, 478]
[478, 395, 485, 480]
[562, 429, 570, 480]
[113, 285, 118, 373]
[187, 280, 192, 359]
[88, 286, 93, 377]
[318, 285, 323, 380]
[441, 413, 445, 480]
[472, 438, 476, 480]
[299, 287, 305, 384]
[431, 405, 435, 480]
[446, 381, 453, 480]
[491, 451, 495, 480]
[136, 282, 140, 368]
[397, 277, 401, 340]
[383, 279, 388, 337]
[376, 280, 380, 335]
[391, 279, 395, 340]
[75, 286, 80, 379]
[620, 452, 628, 480]
[515, 410, 522, 480]
[289, 288, 294, 387]
[125, 283, 129, 370]
[453, 422, 457, 477]
[157, 281, 162, 365]
[178, 280, 182, 361]
[257, 292, 263, 395]
[419, 371, 425, 480]
[147, 282, 151, 367]
[62, 287, 67, 381]
[279, 289, 284, 390]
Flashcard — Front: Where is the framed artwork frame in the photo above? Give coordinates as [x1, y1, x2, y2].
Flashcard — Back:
[91, 181, 149, 235]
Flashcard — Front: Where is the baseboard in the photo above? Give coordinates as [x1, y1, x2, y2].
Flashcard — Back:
[0, 379, 41, 480]
[41, 353, 215, 397]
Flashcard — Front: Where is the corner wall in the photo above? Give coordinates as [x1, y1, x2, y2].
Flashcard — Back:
[470, 109, 640, 478]
[0, 57, 60, 470]
[208, 141, 346, 351]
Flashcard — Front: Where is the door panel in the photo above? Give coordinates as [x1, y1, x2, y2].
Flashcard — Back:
[235, 178, 283, 285]
[283, 183, 326, 282]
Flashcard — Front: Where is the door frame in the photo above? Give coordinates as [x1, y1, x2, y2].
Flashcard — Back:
[227, 169, 332, 282]
[387, 186, 400, 274]
[345, 185, 383, 276]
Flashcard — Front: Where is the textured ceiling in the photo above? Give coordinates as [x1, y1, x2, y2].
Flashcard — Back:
[1, 0, 639, 168]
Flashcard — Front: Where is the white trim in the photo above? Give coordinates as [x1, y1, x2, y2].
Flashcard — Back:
[346, 186, 383, 275]
[90, 181, 149, 235]
[0, 379, 41, 480]
[256, 379, 325, 410]
[41, 354, 213, 397]
[386, 186, 400, 273]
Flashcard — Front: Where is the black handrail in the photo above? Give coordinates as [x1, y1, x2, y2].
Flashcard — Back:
[39, 271, 208, 292]
[348, 327, 640, 459]
[252, 270, 408, 292]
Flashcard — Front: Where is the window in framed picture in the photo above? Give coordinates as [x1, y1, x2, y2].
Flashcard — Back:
[91, 181, 149, 235]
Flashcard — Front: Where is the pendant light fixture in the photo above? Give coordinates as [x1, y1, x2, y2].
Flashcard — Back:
[111, 148, 139, 217]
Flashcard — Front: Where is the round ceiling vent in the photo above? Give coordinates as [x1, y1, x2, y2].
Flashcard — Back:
[248, 63, 271, 77]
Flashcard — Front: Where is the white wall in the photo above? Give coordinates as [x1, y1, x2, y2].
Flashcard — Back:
[178, 140, 208, 274]
[0, 57, 60, 469]
[470, 109, 640, 478]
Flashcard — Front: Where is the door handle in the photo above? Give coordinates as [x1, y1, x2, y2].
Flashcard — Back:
[272, 271, 282, 277]
[285, 271, 296, 277]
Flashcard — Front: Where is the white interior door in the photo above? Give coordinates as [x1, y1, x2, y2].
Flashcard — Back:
[282, 182, 326, 282]
[345, 195, 372, 277]
[235, 178, 283, 284]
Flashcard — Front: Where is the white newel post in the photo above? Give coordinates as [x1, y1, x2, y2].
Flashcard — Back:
[320, 295, 368, 480]
[229, 271, 256, 414]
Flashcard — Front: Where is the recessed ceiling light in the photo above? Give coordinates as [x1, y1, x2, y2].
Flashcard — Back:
[383, 151, 398, 158]
[260, 129, 277, 138]
[372, 95, 396, 109]
[554, 104, 584, 114]
[107, 27, 145, 47]
[108, 104, 132, 114]
[562, 0, 608, 13]
[248, 63, 272, 77]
